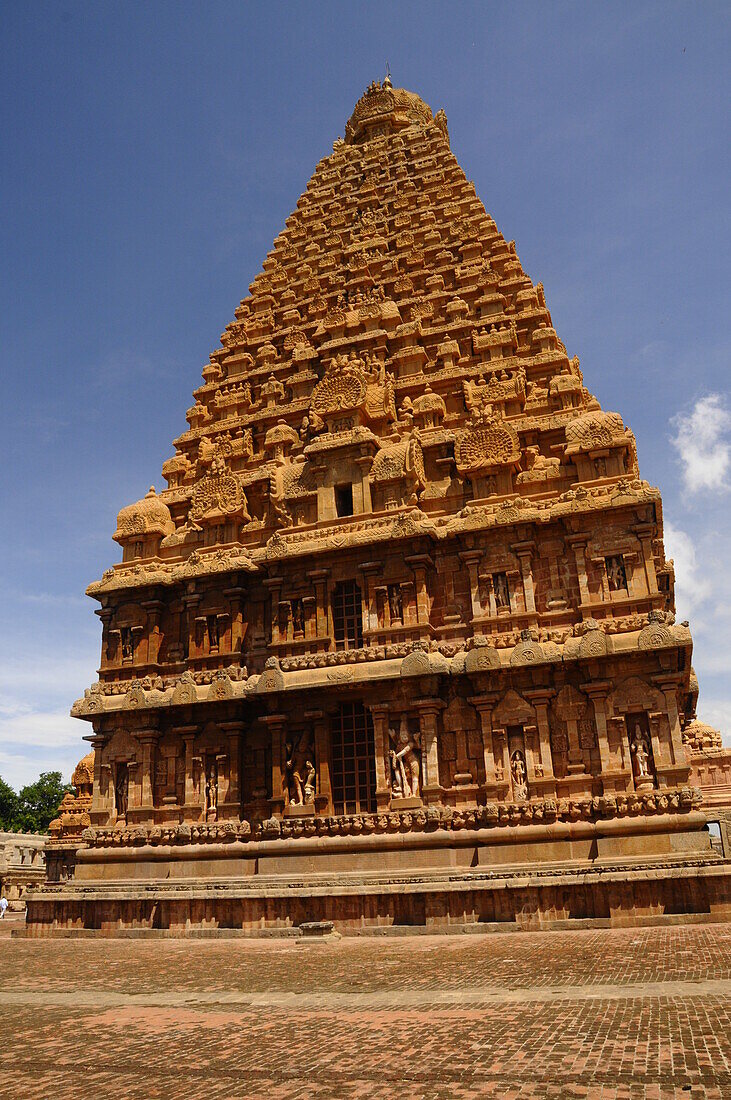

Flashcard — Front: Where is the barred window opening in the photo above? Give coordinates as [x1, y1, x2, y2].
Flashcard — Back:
[332, 580, 363, 651]
[330, 702, 376, 815]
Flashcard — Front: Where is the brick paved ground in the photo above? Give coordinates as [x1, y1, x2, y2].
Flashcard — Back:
[1, 923, 729, 1099]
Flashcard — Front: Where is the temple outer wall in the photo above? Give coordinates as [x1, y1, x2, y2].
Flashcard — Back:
[0, 832, 46, 910]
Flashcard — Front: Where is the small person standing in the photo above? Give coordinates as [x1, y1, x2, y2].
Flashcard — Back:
[0, 895, 8, 919]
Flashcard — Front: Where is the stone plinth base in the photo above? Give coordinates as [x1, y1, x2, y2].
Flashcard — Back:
[23, 812, 731, 937]
[22, 857, 731, 937]
[389, 796, 422, 810]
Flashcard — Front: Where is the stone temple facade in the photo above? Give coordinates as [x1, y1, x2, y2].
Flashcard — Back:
[30, 80, 730, 934]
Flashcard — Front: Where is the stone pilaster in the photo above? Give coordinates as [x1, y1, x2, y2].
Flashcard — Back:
[524, 688, 556, 796]
[306, 709, 332, 814]
[220, 720, 244, 820]
[262, 714, 287, 817]
[414, 698, 444, 804]
[368, 703, 392, 809]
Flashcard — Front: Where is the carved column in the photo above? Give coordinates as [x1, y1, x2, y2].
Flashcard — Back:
[182, 589, 201, 659]
[307, 569, 330, 640]
[523, 722, 540, 783]
[302, 596, 317, 641]
[583, 681, 617, 791]
[459, 551, 483, 620]
[623, 552, 640, 599]
[262, 714, 287, 817]
[88, 732, 108, 821]
[96, 608, 113, 670]
[567, 535, 590, 610]
[137, 728, 159, 824]
[414, 698, 443, 804]
[263, 577, 283, 645]
[179, 727, 199, 819]
[355, 454, 373, 514]
[524, 689, 556, 793]
[141, 599, 164, 666]
[470, 693, 500, 794]
[654, 676, 692, 786]
[306, 709, 332, 814]
[368, 703, 392, 809]
[513, 541, 537, 616]
[224, 584, 247, 659]
[404, 554, 432, 626]
[359, 562, 382, 634]
[491, 725, 510, 791]
[634, 524, 659, 596]
[220, 720, 244, 820]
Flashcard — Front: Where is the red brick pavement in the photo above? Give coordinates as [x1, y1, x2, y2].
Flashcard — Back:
[1, 923, 729, 1099]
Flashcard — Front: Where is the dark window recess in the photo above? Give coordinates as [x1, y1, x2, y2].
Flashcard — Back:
[606, 555, 628, 592]
[132, 541, 143, 559]
[332, 581, 363, 651]
[335, 483, 354, 517]
[331, 702, 377, 815]
[120, 627, 134, 660]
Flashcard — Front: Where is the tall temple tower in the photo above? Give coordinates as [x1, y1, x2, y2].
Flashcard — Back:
[32, 81, 730, 933]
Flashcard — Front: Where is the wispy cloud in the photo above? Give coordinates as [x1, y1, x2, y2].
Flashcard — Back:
[663, 522, 711, 615]
[696, 700, 731, 747]
[0, 638, 97, 787]
[670, 393, 731, 494]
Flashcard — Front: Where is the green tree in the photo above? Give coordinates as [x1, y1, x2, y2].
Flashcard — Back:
[0, 777, 20, 831]
[14, 772, 72, 833]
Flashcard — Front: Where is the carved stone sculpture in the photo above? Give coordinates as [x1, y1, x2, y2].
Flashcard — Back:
[205, 762, 218, 821]
[510, 749, 528, 802]
[114, 766, 128, 823]
[630, 722, 654, 788]
[389, 718, 421, 799]
[286, 732, 316, 807]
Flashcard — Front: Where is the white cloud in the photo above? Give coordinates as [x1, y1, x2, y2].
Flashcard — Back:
[696, 701, 731, 748]
[0, 640, 97, 789]
[0, 701, 88, 750]
[663, 522, 711, 615]
[0, 748, 82, 790]
[670, 393, 731, 493]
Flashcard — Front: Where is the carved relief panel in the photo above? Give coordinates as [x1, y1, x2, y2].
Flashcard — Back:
[439, 696, 483, 790]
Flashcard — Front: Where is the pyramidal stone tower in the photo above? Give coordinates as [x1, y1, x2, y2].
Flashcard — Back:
[32, 81, 730, 934]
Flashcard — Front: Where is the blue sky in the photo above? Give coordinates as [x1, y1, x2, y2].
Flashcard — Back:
[1, 1, 729, 788]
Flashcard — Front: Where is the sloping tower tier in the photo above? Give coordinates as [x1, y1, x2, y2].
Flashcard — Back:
[31, 81, 730, 934]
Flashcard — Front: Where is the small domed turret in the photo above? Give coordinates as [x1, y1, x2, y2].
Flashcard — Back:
[113, 486, 174, 546]
[345, 79, 435, 145]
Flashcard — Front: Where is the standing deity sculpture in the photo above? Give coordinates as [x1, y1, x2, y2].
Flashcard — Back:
[630, 721, 653, 786]
[387, 584, 403, 624]
[510, 749, 528, 802]
[493, 573, 510, 611]
[286, 732, 316, 807]
[205, 761, 218, 821]
[114, 765, 129, 822]
[388, 717, 421, 800]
